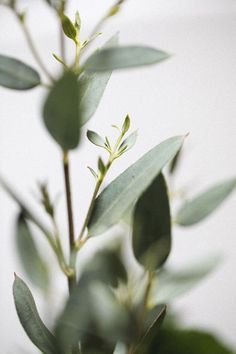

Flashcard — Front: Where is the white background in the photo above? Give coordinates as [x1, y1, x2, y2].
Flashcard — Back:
[0, 0, 236, 352]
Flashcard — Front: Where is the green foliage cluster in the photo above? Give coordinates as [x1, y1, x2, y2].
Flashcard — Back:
[0, 1, 235, 353]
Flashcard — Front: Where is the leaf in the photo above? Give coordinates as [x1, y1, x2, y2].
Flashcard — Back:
[13, 275, 57, 354]
[61, 14, 77, 42]
[0, 54, 40, 90]
[168, 147, 182, 175]
[15, 213, 49, 291]
[176, 177, 236, 226]
[43, 70, 81, 151]
[84, 46, 170, 72]
[78, 34, 119, 126]
[87, 130, 105, 147]
[150, 327, 234, 354]
[132, 173, 171, 271]
[119, 130, 137, 153]
[88, 136, 184, 236]
[151, 255, 220, 305]
[122, 114, 131, 135]
[134, 305, 166, 354]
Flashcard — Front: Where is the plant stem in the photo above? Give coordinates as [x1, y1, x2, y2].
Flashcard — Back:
[63, 152, 76, 294]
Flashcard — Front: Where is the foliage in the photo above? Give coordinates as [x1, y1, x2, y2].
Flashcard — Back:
[0, 1, 235, 354]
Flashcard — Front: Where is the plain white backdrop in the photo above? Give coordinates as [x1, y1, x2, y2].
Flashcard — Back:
[0, 0, 236, 352]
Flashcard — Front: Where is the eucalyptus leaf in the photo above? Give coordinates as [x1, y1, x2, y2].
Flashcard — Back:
[61, 14, 77, 42]
[132, 173, 171, 271]
[16, 213, 49, 291]
[13, 276, 57, 354]
[176, 177, 236, 226]
[119, 130, 138, 153]
[79, 34, 119, 126]
[84, 46, 170, 72]
[0, 54, 40, 90]
[43, 70, 81, 151]
[88, 136, 184, 236]
[87, 130, 105, 147]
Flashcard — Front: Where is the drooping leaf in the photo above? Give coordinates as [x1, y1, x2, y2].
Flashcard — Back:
[0, 54, 40, 90]
[43, 70, 81, 151]
[132, 173, 171, 271]
[88, 136, 184, 236]
[15, 213, 49, 291]
[84, 46, 170, 72]
[87, 130, 105, 147]
[149, 327, 234, 354]
[151, 255, 220, 305]
[176, 177, 236, 226]
[78, 34, 119, 126]
[13, 276, 57, 354]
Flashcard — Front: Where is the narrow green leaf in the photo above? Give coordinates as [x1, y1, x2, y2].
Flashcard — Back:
[168, 147, 182, 175]
[0, 54, 40, 90]
[43, 70, 81, 151]
[176, 177, 236, 226]
[88, 136, 184, 236]
[132, 173, 171, 271]
[13, 275, 57, 354]
[122, 114, 131, 135]
[15, 213, 49, 291]
[87, 130, 105, 147]
[151, 255, 220, 305]
[119, 130, 138, 154]
[61, 14, 77, 42]
[78, 34, 119, 126]
[84, 46, 170, 72]
[98, 157, 106, 175]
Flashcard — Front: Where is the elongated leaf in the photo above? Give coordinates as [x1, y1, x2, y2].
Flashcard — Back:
[79, 34, 119, 126]
[0, 54, 40, 90]
[16, 213, 49, 291]
[119, 130, 138, 153]
[13, 276, 57, 354]
[132, 173, 171, 271]
[43, 70, 80, 151]
[87, 130, 105, 147]
[176, 177, 236, 226]
[151, 255, 220, 305]
[88, 136, 184, 236]
[150, 327, 234, 354]
[84, 46, 170, 72]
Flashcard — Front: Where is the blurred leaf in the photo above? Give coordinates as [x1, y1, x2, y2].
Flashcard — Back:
[43, 70, 81, 151]
[119, 130, 138, 154]
[168, 147, 182, 175]
[134, 305, 166, 354]
[151, 255, 220, 305]
[61, 14, 77, 42]
[44, 0, 62, 11]
[132, 173, 171, 271]
[87, 130, 105, 147]
[176, 177, 236, 226]
[0, 54, 40, 90]
[149, 327, 235, 354]
[79, 34, 119, 126]
[16, 213, 49, 291]
[84, 46, 170, 72]
[88, 136, 184, 236]
[13, 275, 57, 354]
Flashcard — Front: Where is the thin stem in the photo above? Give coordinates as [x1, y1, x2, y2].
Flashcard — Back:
[63, 152, 76, 294]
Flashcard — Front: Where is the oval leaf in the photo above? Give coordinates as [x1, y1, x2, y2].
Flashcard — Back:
[88, 136, 184, 236]
[176, 177, 236, 226]
[87, 130, 105, 147]
[43, 70, 80, 151]
[132, 173, 171, 271]
[13, 275, 57, 354]
[0, 54, 40, 90]
[16, 213, 49, 291]
[84, 46, 170, 72]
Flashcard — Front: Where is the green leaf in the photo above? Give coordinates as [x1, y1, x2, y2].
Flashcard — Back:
[78, 34, 119, 126]
[13, 275, 57, 354]
[119, 130, 137, 154]
[132, 173, 171, 271]
[84, 46, 170, 72]
[134, 305, 166, 354]
[122, 114, 131, 135]
[168, 147, 182, 175]
[88, 136, 184, 236]
[149, 327, 235, 354]
[16, 213, 49, 291]
[176, 177, 236, 226]
[87, 130, 105, 147]
[0, 54, 40, 90]
[43, 70, 81, 151]
[151, 255, 220, 305]
[61, 14, 77, 42]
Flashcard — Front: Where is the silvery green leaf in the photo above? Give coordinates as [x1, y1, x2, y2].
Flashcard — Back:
[84, 46, 170, 72]
[87, 130, 105, 147]
[176, 177, 236, 226]
[0, 54, 40, 90]
[119, 130, 138, 154]
[88, 136, 184, 236]
[13, 276, 57, 354]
